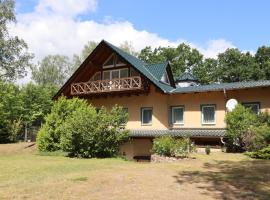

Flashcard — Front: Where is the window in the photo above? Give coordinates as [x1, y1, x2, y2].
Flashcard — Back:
[161, 71, 170, 84]
[201, 105, 216, 124]
[243, 102, 260, 114]
[141, 107, 152, 125]
[103, 53, 126, 68]
[102, 68, 128, 80]
[120, 108, 128, 125]
[89, 72, 101, 81]
[120, 68, 129, 78]
[171, 106, 184, 125]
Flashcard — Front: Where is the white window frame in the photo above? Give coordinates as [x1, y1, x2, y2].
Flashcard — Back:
[201, 104, 216, 125]
[141, 107, 153, 125]
[161, 71, 170, 85]
[103, 53, 126, 69]
[102, 68, 128, 80]
[243, 102, 260, 114]
[171, 106, 184, 125]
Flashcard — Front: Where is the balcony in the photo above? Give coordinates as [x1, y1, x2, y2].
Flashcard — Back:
[71, 76, 143, 95]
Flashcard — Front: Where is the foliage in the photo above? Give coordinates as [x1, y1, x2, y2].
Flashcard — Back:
[31, 55, 72, 87]
[0, 82, 23, 143]
[37, 97, 128, 158]
[0, 0, 33, 81]
[120, 41, 138, 56]
[60, 106, 128, 158]
[242, 125, 270, 152]
[71, 41, 98, 73]
[245, 145, 270, 160]
[152, 136, 174, 156]
[8, 118, 22, 142]
[225, 104, 258, 151]
[205, 146, 211, 155]
[139, 43, 270, 84]
[36, 97, 88, 151]
[225, 104, 270, 152]
[139, 43, 203, 79]
[152, 136, 195, 157]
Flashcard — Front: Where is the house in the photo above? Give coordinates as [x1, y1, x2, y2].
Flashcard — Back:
[54, 40, 270, 160]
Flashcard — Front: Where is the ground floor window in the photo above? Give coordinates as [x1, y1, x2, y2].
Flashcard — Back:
[201, 104, 216, 125]
[171, 106, 184, 125]
[141, 107, 152, 125]
[243, 102, 260, 114]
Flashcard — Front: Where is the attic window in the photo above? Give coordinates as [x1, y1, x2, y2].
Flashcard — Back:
[161, 71, 170, 84]
[89, 72, 101, 81]
[103, 53, 126, 68]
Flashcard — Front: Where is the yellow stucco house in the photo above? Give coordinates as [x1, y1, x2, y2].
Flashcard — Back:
[54, 40, 270, 160]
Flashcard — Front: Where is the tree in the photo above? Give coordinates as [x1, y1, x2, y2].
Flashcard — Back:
[193, 58, 218, 84]
[31, 55, 71, 87]
[0, 0, 33, 81]
[71, 41, 98, 73]
[139, 43, 203, 79]
[0, 81, 23, 143]
[120, 41, 138, 56]
[255, 46, 270, 80]
[216, 49, 259, 82]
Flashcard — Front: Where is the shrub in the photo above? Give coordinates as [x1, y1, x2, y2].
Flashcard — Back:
[242, 125, 270, 151]
[152, 136, 195, 157]
[245, 145, 270, 159]
[36, 97, 94, 152]
[205, 146, 211, 155]
[225, 104, 258, 152]
[60, 106, 128, 158]
[152, 136, 174, 156]
[172, 137, 195, 157]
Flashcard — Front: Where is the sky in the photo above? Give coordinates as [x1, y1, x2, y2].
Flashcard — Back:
[10, 0, 270, 84]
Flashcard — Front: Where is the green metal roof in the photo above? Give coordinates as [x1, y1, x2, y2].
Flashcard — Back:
[100, 41, 270, 94]
[129, 129, 226, 137]
[176, 72, 198, 82]
[104, 41, 175, 93]
[171, 80, 270, 94]
[145, 62, 168, 81]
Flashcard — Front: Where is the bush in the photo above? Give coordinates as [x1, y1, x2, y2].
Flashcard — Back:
[225, 104, 259, 152]
[152, 136, 195, 157]
[37, 97, 89, 152]
[245, 145, 270, 159]
[37, 97, 128, 158]
[242, 125, 270, 151]
[205, 146, 211, 155]
[60, 106, 128, 158]
[152, 136, 174, 156]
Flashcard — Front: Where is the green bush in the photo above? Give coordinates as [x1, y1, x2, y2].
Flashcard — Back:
[36, 97, 88, 151]
[60, 106, 128, 158]
[225, 104, 258, 152]
[37, 97, 128, 158]
[242, 125, 270, 151]
[245, 145, 270, 159]
[152, 136, 174, 156]
[152, 136, 195, 157]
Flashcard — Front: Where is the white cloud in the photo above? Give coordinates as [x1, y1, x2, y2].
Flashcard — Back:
[11, 0, 236, 84]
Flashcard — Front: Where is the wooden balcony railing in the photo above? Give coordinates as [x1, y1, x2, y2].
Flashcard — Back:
[71, 76, 142, 95]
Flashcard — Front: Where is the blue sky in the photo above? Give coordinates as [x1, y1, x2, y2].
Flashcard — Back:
[15, 0, 270, 52]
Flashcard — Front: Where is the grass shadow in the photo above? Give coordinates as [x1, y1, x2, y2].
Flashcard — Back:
[174, 159, 270, 200]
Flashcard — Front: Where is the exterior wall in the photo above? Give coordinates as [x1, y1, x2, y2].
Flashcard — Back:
[119, 138, 153, 160]
[168, 91, 227, 128]
[89, 84, 169, 130]
[88, 86, 270, 130]
[227, 87, 270, 112]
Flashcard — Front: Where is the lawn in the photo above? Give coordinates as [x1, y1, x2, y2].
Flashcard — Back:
[0, 143, 269, 200]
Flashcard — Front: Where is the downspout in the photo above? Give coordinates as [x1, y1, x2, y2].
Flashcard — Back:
[222, 87, 227, 149]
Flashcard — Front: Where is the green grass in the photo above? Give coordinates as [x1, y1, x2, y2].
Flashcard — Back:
[0, 143, 270, 200]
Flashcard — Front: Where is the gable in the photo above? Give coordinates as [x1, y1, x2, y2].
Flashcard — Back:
[53, 40, 176, 99]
